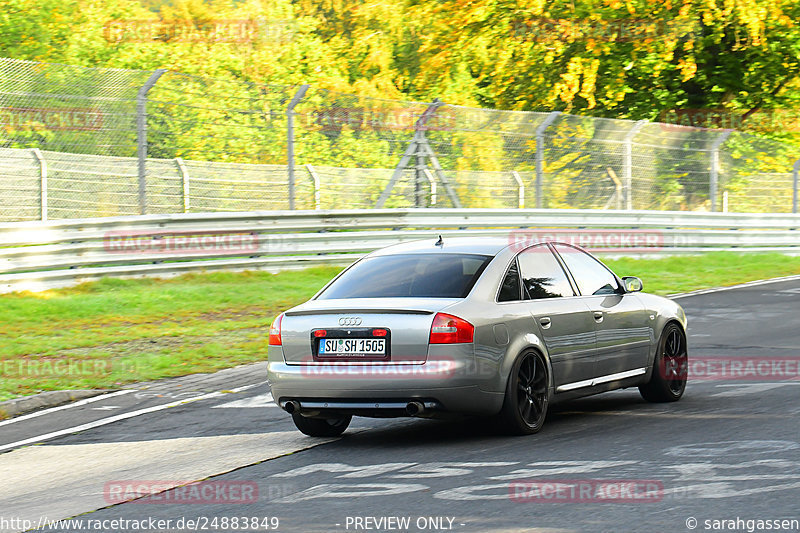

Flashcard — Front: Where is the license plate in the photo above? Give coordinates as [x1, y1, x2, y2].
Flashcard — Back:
[319, 338, 386, 356]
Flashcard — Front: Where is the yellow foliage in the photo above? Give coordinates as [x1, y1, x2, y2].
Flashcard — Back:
[518, 0, 549, 16]
[556, 57, 584, 105]
[579, 59, 600, 109]
[677, 58, 698, 81]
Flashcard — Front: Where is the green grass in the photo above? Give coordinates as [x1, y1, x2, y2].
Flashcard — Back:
[600, 252, 800, 295]
[2, 252, 800, 407]
[0, 267, 343, 405]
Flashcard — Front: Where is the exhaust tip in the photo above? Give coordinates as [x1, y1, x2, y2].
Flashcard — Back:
[406, 401, 425, 416]
[283, 400, 301, 414]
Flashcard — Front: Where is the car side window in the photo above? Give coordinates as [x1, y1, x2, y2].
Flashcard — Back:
[517, 245, 575, 299]
[497, 259, 522, 302]
[554, 244, 621, 296]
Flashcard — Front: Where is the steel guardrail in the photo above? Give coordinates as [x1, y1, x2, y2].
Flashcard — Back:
[1, 208, 798, 293]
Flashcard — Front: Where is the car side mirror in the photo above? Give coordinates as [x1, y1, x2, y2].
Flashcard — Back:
[622, 276, 643, 292]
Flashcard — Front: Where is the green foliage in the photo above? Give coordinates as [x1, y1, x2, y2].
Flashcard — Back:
[408, 0, 800, 145]
[3, 0, 798, 143]
[1, 0, 798, 213]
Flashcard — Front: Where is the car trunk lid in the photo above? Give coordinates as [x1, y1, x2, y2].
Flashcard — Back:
[280, 298, 458, 364]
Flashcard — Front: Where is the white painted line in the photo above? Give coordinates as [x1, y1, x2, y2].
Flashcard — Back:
[0, 390, 134, 428]
[669, 274, 800, 300]
[715, 382, 800, 387]
[712, 382, 800, 397]
[0, 381, 267, 453]
[212, 392, 276, 409]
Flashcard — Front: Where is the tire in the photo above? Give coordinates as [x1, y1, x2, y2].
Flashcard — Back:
[639, 322, 688, 402]
[499, 351, 550, 435]
[291, 413, 352, 437]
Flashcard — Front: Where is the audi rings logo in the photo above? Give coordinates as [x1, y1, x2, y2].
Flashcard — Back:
[338, 317, 362, 326]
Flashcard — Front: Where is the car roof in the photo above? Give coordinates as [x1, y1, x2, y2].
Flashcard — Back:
[368, 236, 522, 257]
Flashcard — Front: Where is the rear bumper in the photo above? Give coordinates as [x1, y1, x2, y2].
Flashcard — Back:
[266, 360, 504, 416]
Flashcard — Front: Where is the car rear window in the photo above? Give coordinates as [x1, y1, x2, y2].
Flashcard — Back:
[317, 253, 492, 299]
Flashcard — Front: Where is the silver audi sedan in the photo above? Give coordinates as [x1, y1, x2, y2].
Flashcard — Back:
[267, 237, 688, 437]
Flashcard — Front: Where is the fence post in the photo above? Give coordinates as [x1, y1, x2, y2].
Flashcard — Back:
[710, 130, 733, 212]
[604, 167, 622, 210]
[512, 171, 524, 208]
[286, 84, 310, 210]
[175, 157, 189, 213]
[305, 164, 321, 210]
[415, 151, 425, 207]
[793, 159, 799, 214]
[136, 69, 166, 216]
[32, 148, 47, 221]
[423, 169, 437, 206]
[535, 111, 561, 209]
[623, 120, 648, 210]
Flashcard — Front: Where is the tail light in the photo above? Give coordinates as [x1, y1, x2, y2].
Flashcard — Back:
[269, 313, 284, 346]
[429, 313, 474, 344]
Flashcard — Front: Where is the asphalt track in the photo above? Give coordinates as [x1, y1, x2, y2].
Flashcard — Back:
[2, 278, 800, 533]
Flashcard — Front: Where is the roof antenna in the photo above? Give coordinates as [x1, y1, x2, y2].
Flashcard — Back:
[435, 235, 443, 247]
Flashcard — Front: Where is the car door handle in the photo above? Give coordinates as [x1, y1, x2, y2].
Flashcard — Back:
[593, 311, 604, 323]
[539, 317, 551, 329]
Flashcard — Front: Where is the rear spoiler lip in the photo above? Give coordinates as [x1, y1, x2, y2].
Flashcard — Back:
[285, 308, 435, 316]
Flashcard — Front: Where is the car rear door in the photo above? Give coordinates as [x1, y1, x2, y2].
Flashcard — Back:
[552, 244, 651, 381]
[515, 245, 598, 390]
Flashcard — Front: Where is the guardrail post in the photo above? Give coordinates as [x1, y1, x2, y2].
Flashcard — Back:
[710, 130, 733, 212]
[175, 157, 189, 213]
[512, 171, 524, 208]
[306, 164, 321, 210]
[137, 69, 167, 215]
[31, 148, 47, 221]
[793, 159, 799, 214]
[623, 120, 648, 210]
[535, 112, 561, 208]
[286, 84, 310, 210]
